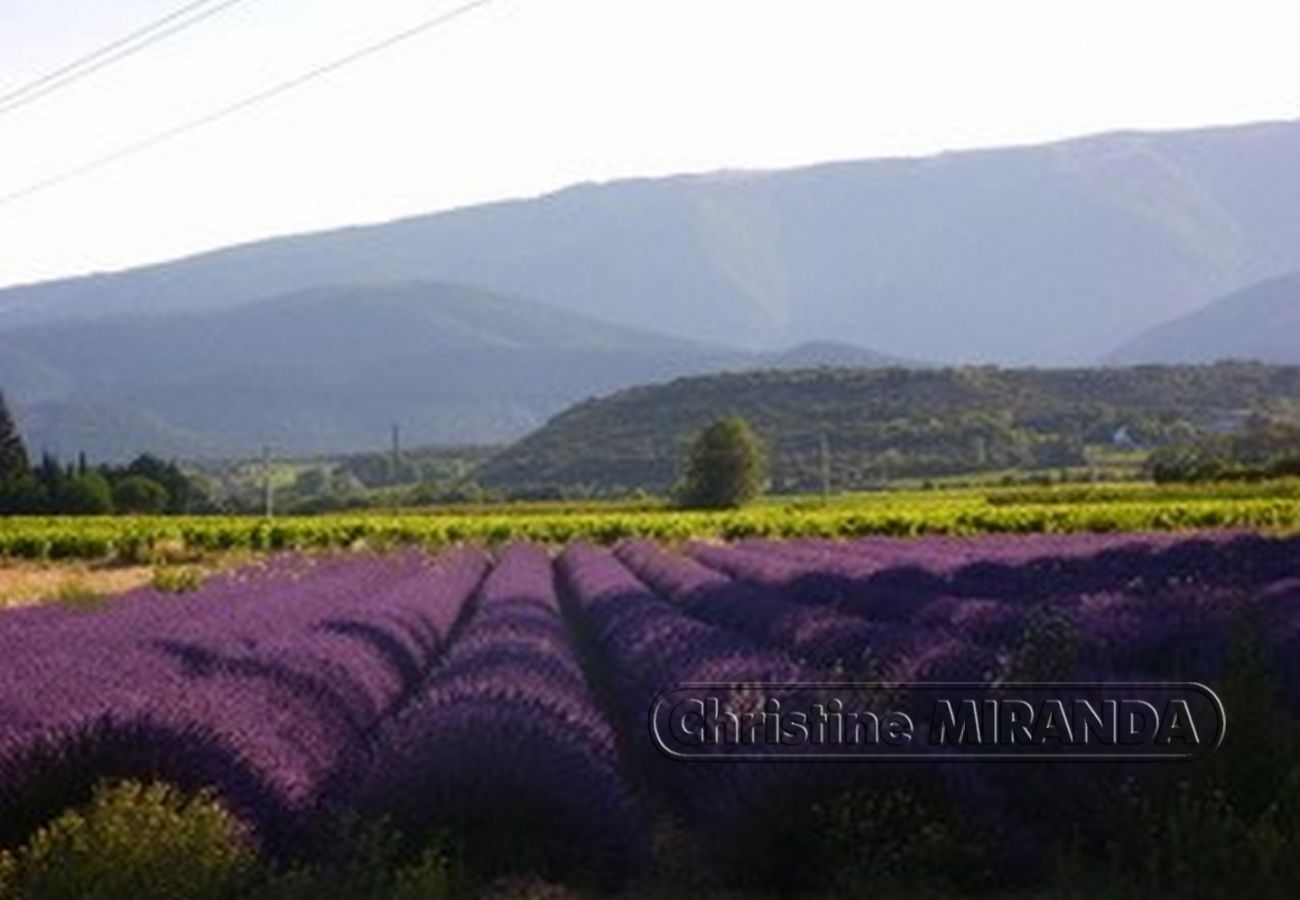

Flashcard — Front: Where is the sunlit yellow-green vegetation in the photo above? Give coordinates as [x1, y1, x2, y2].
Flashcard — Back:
[149, 564, 206, 594]
[981, 476, 1300, 506]
[0, 781, 256, 900]
[0, 781, 460, 900]
[2, 478, 1300, 562]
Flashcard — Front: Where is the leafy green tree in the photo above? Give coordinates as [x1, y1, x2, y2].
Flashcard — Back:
[56, 471, 114, 514]
[0, 390, 27, 480]
[0, 390, 39, 513]
[114, 475, 170, 514]
[123, 454, 198, 513]
[0, 472, 46, 514]
[677, 416, 768, 509]
[33, 453, 68, 500]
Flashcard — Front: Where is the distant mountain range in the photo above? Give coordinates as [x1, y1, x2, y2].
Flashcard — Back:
[0, 281, 900, 459]
[3, 118, 1300, 460]
[3, 118, 1300, 369]
[1109, 271, 1300, 364]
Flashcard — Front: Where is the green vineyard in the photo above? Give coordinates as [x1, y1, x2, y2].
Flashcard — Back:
[4, 492, 1300, 561]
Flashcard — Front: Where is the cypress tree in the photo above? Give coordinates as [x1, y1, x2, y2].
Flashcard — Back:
[0, 390, 28, 481]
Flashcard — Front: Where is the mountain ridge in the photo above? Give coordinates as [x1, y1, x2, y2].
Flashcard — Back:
[0, 280, 903, 460]
[1108, 271, 1300, 364]
[4, 118, 1300, 363]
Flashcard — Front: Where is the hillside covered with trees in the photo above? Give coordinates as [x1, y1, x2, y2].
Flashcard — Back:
[474, 363, 1300, 496]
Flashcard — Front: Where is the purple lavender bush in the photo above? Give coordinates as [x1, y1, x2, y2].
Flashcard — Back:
[0, 549, 487, 852]
[344, 543, 644, 884]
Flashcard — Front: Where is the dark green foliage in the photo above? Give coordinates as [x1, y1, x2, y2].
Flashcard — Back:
[0, 451, 205, 516]
[476, 362, 1300, 496]
[32, 456, 67, 508]
[0, 474, 45, 515]
[804, 606, 1300, 900]
[1076, 608, 1300, 898]
[115, 455, 198, 513]
[112, 476, 169, 514]
[814, 784, 993, 894]
[53, 472, 113, 515]
[676, 417, 768, 509]
[1150, 417, 1300, 483]
[245, 822, 457, 900]
[0, 391, 27, 482]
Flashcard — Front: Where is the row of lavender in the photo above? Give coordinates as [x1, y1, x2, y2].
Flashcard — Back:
[0, 545, 657, 880]
[2, 532, 1300, 882]
[344, 544, 641, 876]
[0, 550, 488, 850]
[555, 544, 1034, 881]
[605, 533, 1300, 882]
[674, 532, 1300, 689]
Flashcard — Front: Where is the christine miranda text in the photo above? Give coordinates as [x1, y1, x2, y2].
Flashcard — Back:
[648, 683, 1227, 761]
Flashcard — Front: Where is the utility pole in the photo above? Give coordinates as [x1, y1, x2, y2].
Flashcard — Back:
[261, 444, 273, 519]
[819, 433, 832, 503]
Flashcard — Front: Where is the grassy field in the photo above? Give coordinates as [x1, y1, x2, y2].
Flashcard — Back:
[3, 478, 1300, 563]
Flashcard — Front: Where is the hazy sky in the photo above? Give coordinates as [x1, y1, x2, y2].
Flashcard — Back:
[1, 0, 1298, 289]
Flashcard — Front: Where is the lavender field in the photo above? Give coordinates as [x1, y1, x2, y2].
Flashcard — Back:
[2, 532, 1299, 897]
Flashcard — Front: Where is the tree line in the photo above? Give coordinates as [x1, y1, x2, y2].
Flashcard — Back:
[0, 391, 204, 515]
[1148, 416, 1300, 483]
[474, 362, 1300, 497]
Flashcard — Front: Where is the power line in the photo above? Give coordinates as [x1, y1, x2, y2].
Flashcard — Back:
[0, 0, 255, 119]
[0, 0, 502, 209]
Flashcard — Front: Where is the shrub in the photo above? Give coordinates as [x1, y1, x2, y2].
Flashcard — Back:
[151, 565, 205, 594]
[0, 850, 14, 900]
[246, 823, 455, 900]
[815, 783, 990, 893]
[53, 582, 106, 612]
[3, 781, 256, 900]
